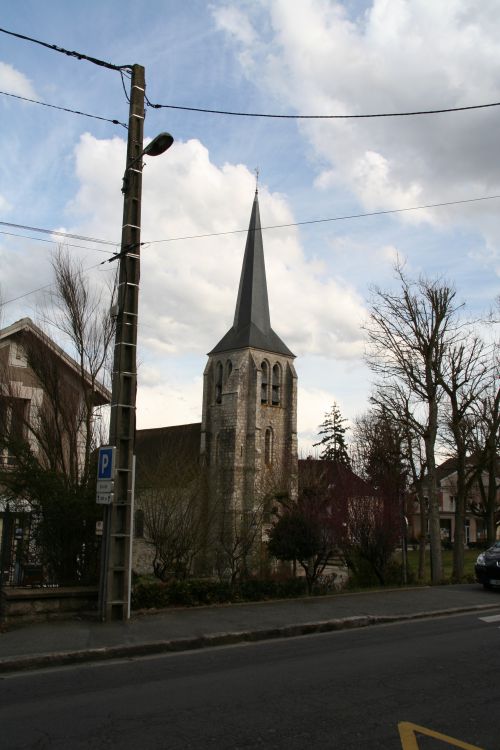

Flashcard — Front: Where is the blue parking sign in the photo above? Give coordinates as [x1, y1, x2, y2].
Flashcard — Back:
[97, 446, 115, 481]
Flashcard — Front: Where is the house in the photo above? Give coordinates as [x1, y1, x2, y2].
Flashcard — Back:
[408, 457, 500, 545]
[0, 317, 110, 585]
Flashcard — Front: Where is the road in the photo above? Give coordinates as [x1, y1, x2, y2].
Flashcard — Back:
[1, 610, 499, 749]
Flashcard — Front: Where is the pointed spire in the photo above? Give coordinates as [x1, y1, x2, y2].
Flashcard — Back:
[209, 192, 294, 357]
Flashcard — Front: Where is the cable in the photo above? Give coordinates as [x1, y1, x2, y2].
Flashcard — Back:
[3, 191, 499, 307]
[0, 230, 117, 256]
[2, 193, 500, 254]
[0, 221, 118, 247]
[0, 26, 130, 71]
[120, 70, 131, 104]
[146, 96, 500, 120]
[146, 194, 500, 244]
[0, 90, 127, 128]
[1, 260, 113, 308]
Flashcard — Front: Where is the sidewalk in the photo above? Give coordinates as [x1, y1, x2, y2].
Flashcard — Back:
[1, 584, 499, 674]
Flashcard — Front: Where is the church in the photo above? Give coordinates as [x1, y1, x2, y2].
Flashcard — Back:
[133, 189, 298, 576]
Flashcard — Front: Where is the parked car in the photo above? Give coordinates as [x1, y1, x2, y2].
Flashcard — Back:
[475, 541, 500, 590]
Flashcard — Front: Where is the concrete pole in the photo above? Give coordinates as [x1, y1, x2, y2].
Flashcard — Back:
[99, 64, 145, 621]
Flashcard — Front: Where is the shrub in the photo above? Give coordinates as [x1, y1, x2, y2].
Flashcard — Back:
[131, 576, 310, 610]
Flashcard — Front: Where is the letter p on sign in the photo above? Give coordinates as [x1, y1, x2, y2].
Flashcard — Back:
[97, 446, 115, 481]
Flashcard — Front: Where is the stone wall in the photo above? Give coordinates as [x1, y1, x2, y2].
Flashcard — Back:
[1, 586, 98, 625]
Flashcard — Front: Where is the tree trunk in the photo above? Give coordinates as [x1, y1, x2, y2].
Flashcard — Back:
[424, 407, 443, 583]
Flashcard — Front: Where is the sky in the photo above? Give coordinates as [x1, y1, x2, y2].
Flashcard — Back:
[1, 0, 499, 453]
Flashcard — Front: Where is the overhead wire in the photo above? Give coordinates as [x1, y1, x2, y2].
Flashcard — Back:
[0, 221, 118, 247]
[0, 90, 127, 128]
[145, 95, 500, 120]
[3, 192, 500, 308]
[2, 194, 500, 254]
[2, 27, 499, 119]
[0, 26, 131, 71]
[0, 230, 118, 256]
[145, 194, 500, 244]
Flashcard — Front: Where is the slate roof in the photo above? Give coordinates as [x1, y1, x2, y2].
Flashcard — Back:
[135, 423, 201, 486]
[209, 191, 294, 358]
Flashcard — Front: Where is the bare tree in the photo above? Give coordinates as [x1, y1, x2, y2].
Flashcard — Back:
[215, 502, 265, 587]
[468, 376, 500, 545]
[366, 268, 462, 582]
[140, 478, 209, 582]
[45, 249, 115, 478]
[438, 334, 490, 577]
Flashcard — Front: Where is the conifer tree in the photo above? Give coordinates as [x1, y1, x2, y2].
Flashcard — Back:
[313, 402, 351, 466]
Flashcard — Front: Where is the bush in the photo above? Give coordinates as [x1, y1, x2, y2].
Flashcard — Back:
[343, 554, 415, 590]
[131, 576, 310, 610]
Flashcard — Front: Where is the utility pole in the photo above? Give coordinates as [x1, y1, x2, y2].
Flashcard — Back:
[99, 64, 145, 621]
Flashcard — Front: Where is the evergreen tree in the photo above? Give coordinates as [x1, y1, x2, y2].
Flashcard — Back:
[313, 402, 351, 466]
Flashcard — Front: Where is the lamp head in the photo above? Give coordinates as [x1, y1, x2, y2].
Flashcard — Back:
[143, 132, 174, 157]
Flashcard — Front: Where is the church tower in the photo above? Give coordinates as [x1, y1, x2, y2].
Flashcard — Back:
[201, 190, 298, 522]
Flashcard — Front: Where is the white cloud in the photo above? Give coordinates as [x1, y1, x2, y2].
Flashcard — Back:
[213, 0, 500, 248]
[0, 62, 37, 98]
[0, 194, 12, 213]
[212, 4, 257, 46]
[66, 132, 367, 363]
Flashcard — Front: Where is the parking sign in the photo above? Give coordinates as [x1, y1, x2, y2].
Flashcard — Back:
[97, 446, 115, 481]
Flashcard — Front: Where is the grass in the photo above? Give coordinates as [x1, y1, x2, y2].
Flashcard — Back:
[402, 547, 479, 583]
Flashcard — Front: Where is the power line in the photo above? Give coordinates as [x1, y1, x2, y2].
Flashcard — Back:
[0, 221, 118, 247]
[2, 194, 500, 254]
[0, 230, 117, 256]
[0, 90, 127, 128]
[146, 96, 500, 120]
[146, 194, 500, 244]
[3, 192, 499, 308]
[0, 26, 130, 71]
[1, 260, 113, 308]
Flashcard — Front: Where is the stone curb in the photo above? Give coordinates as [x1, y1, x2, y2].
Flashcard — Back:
[0, 602, 498, 675]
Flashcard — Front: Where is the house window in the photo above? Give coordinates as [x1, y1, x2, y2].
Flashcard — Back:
[215, 361, 223, 404]
[0, 397, 28, 465]
[265, 427, 273, 465]
[226, 360, 232, 380]
[272, 363, 281, 406]
[261, 361, 269, 404]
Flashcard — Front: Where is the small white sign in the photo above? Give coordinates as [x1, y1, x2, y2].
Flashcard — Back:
[96, 492, 113, 505]
[97, 480, 114, 494]
[95, 520, 104, 536]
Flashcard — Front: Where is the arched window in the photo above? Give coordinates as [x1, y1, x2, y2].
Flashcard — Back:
[272, 363, 281, 406]
[265, 427, 273, 465]
[225, 359, 233, 381]
[215, 361, 223, 404]
[261, 361, 269, 404]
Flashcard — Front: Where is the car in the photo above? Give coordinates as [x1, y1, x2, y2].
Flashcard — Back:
[475, 541, 500, 590]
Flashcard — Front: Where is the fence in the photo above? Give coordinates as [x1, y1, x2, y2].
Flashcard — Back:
[0, 503, 102, 589]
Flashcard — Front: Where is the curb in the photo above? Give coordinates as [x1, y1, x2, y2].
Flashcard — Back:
[0, 602, 498, 675]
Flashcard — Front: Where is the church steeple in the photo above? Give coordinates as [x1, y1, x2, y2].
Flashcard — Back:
[210, 191, 294, 357]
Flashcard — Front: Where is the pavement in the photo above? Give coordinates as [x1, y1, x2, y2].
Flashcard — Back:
[1, 583, 499, 674]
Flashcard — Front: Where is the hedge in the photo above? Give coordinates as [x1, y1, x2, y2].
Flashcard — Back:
[131, 577, 311, 610]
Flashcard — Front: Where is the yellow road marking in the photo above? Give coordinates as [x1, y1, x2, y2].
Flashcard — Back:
[398, 721, 485, 749]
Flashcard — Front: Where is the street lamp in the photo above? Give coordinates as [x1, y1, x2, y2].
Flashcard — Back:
[98, 62, 174, 622]
[122, 132, 174, 194]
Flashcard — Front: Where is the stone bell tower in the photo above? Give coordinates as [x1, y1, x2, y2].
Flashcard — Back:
[200, 190, 298, 520]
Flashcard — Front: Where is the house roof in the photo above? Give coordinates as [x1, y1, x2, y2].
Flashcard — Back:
[298, 458, 374, 496]
[0, 317, 111, 405]
[209, 191, 294, 358]
[135, 422, 201, 486]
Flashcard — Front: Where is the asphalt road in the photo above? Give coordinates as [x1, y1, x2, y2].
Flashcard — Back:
[1, 610, 499, 749]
